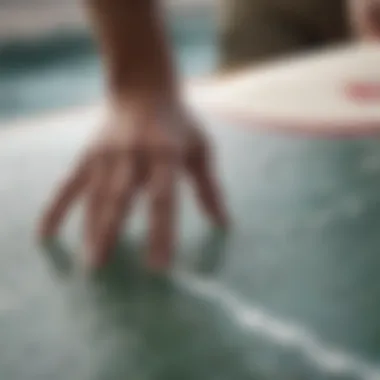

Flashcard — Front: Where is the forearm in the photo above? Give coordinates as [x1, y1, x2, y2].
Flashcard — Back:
[86, 0, 179, 101]
[347, 0, 380, 39]
[348, 0, 367, 37]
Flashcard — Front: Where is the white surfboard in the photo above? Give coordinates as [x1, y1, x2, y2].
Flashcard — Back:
[187, 42, 380, 136]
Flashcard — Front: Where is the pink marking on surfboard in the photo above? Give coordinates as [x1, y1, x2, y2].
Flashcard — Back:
[345, 82, 380, 102]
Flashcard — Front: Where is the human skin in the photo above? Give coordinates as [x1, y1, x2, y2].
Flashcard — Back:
[348, 0, 380, 40]
[218, 0, 380, 70]
[38, 0, 228, 271]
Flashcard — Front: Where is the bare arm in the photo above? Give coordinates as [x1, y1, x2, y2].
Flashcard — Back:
[348, 0, 380, 40]
[85, 0, 178, 101]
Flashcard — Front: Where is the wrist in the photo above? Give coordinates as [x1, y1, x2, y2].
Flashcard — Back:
[109, 90, 183, 124]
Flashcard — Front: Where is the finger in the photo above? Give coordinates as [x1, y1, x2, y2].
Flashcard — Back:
[148, 159, 177, 271]
[186, 140, 229, 228]
[39, 156, 90, 239]
[83, 154, 113, 265]
[93, 157, 138, 267]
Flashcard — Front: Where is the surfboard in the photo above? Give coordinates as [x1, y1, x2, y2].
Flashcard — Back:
[1, 43, 380, 380]
[187, 42, 380, 137]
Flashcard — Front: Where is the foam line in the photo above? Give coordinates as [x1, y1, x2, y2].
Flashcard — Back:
[174, 272, 380, 380]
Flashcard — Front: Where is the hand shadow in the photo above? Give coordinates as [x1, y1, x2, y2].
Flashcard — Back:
[192, 228, 228, 276]
[40, 228, 228, 288]
[87, 238, 176, 302]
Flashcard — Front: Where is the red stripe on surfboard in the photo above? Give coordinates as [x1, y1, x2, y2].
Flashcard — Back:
[345, 82, 380, 103]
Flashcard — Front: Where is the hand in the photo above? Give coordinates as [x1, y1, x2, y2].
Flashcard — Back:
[349, 0, 380, 40]
[38, 102, 228, 271]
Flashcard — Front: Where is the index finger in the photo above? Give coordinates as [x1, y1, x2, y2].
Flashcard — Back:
[38, 155, 91, 239]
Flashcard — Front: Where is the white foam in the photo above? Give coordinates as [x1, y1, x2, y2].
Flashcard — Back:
[174, 272, 380, 379]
